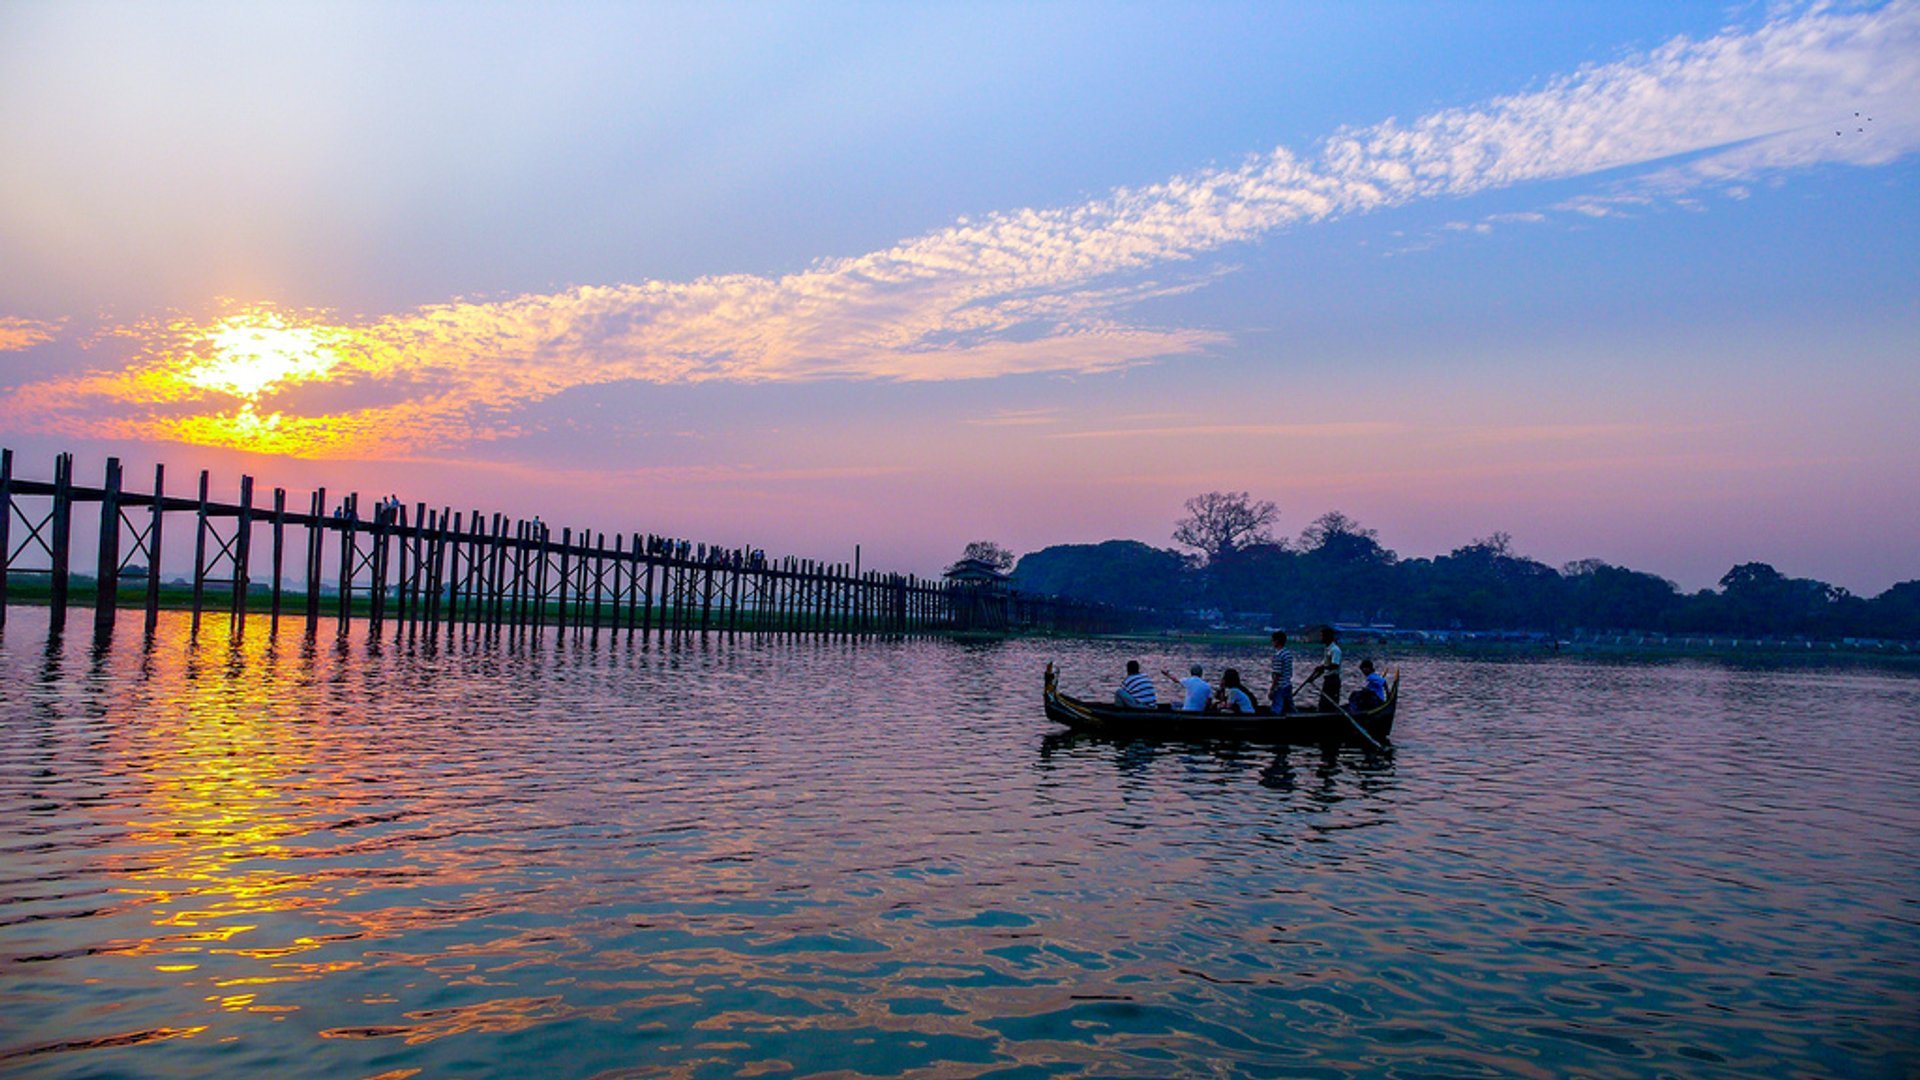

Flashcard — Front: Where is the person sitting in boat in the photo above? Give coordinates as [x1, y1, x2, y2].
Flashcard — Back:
[1163, 665, 1213, 711]
[1217, 668, 1258, 714]
[1310, 626, 1342, 711]
[1347, 658, 1388, 711]
[1115, 660, 1158, 709]
[1268, 630, 1294, 715]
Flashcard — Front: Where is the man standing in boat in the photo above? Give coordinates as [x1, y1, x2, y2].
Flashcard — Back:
[1268, 630, 1294, 715]
[1310, 626, 1342, 711]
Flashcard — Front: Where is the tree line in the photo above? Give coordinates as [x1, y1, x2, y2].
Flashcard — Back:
[996, 492, 1920, 639]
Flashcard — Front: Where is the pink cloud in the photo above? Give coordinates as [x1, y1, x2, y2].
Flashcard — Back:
[0, 316, 61, 352]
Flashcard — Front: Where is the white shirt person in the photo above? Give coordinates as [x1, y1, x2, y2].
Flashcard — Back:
[1165, 664, 1213, 711]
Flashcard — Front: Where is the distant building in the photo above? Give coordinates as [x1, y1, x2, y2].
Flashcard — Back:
[942, 558, 1010, 585]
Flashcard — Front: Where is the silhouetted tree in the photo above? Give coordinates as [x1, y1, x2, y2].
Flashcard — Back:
[1172, 492, 1277, 564]
[1562, 559, 1679, 631]
[958, 540, 1015, 572]
[1001, 519, 1920, 640]
[1206, 542, 1298, 617]
[1714, 562, 1841, 635]
[1867, 581, 1920, 638]
[1298, 511, 1395, 565]
[1011, 541, 1187, 611]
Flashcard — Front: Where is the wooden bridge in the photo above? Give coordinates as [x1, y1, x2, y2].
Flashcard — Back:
[0, 450, 1121, 644]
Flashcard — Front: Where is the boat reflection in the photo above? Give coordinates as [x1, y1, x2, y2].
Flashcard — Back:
[1037, 728, 1396, 804]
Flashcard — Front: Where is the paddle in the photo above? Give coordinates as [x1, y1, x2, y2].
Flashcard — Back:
[1293, 667, 1341, 708]
[1327, 696, 1386, 751]
[1288, 668, 1383, 749]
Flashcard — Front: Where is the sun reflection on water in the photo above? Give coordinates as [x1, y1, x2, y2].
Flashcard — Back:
[103, 627, 347, 1020]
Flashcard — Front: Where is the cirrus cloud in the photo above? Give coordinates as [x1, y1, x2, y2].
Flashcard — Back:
[6, 1, 1916, 458]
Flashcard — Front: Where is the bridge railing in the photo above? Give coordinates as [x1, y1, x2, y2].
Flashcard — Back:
[0, 448, 1121, 644]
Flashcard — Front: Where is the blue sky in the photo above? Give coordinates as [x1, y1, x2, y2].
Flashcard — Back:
[1, 1, 1916, 591]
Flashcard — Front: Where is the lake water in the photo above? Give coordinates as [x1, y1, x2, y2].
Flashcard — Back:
[2, 607, 1916, 1078]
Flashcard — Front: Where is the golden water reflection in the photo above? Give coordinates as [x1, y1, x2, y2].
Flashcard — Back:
[108, 626, 347, 1020]
[5, 610, 1916, 1077]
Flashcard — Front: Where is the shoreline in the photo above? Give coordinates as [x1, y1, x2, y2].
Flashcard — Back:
[1078, 627, 1920, 669]
[5, 591, 1916, 669]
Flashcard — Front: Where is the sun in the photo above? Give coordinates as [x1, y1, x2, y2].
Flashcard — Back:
[177, 308, 346, 403]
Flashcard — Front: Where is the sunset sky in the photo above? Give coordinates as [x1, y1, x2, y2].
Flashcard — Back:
[2, 1, 1916, 592]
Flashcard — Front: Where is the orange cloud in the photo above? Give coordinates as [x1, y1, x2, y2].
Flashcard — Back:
[0, 315, 61, 351]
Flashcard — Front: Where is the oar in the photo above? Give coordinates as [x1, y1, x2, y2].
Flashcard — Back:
[1296, 668, 1345, 706]
[1294, 669, 1383, 749]
[1327, 696, 1385, 751]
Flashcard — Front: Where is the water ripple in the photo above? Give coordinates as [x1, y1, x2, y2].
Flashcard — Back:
[1, 609, 1916, 1077]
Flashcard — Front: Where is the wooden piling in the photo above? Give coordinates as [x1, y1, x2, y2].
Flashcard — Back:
[584, 532, 600, 642]
[45, 453, 73, 634]
[531, 521, 549, 640]
[728, 562, 743, 636]
[306, 488, 325, 632]
[93, 457, 122, 639]
[336, 495, 355, 635]
[444, 511, 465, 644]
[606, 534, 623, 641]
[412, 509, 431, 639]
[270, 488, 286, 635]
[144, 465, 165, 634]
[368, 501, 389, 635]
[489, 514, 507, 637]
[640, 549, 655, 641]
[190, 469, 210, 636]
[0, 449, 10, 628]
[508, 522, 526, 641]
[557, 531, 571, 639]
[230, 475, 253, 638]
[387, 506, 404, 641]
[425, 509, 448, 639]
[466, 509, 483, 640]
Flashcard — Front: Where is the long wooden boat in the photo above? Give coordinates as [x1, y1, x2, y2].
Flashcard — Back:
[1043, 663, 1397, 746]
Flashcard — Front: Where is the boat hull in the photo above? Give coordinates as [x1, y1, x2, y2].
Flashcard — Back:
[1043, 666, 1396, 745]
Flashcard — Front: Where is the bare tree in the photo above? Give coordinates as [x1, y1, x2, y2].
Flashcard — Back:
[1297, 510, 1376, 551]
[959, 540, 1015, 572]
[1468, 531, 1514, 558]
[1298, 510, 1393, 564]
[1172, 492, 1277, 562]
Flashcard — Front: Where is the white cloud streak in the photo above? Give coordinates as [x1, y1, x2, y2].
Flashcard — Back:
[10, 1, 1918, 456]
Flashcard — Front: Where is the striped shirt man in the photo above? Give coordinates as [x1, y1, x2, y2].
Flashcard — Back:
[1270, 646, 1294, 687]
[1119, 671, 1158, 708]
[1269, 633, 1295, 714]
